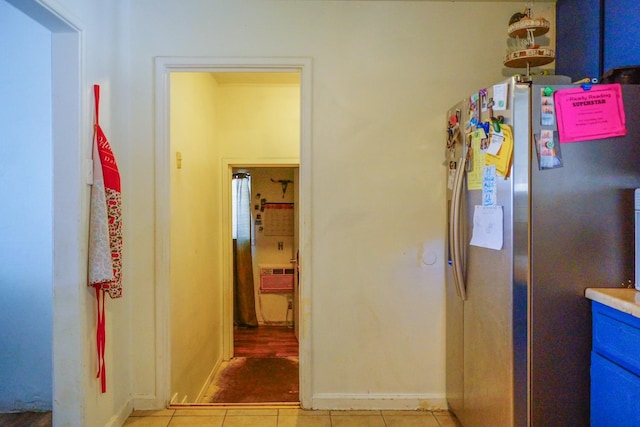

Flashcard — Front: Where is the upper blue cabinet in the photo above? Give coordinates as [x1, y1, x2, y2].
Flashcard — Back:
[556, 0, 640, 81]
[556, 0, 602, 81]
[603, 0, 640, 73]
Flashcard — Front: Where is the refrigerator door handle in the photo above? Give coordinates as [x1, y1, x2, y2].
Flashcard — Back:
[450, 154, 467, 301]
[449, 170, 461, 299]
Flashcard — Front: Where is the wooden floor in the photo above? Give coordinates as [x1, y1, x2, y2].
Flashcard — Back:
[234, 325, 298, 357]
[198, 324, 300, 404]
[0, 411, 52, 427]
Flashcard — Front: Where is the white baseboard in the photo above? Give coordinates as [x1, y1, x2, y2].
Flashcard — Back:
[310, 393, 447, 411]
[104, 399, 133, 427]
[195, 357, 223, 403]
[129, 390, 447, 413]
[131, 394, 166, 410]
[130, 358, 223, 410]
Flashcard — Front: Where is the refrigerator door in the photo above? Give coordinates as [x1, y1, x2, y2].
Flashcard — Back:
[446, 78, 522, 427]
[460, 80, 519, 427]
[527, 83, 640, 426]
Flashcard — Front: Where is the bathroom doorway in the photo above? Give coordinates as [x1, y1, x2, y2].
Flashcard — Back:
[163, 64, 308, 405]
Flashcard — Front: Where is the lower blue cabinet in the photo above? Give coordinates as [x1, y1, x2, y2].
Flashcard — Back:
[591, 302, 640, 426]
[591, 351, 640, 426]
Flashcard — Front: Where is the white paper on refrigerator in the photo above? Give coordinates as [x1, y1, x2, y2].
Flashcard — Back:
[470, 205, 503, 250]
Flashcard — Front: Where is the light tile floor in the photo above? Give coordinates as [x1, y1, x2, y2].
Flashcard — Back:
[124, 408, 463, 427]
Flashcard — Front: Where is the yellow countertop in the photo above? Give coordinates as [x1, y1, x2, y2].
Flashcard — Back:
[585, 288, 640, 318]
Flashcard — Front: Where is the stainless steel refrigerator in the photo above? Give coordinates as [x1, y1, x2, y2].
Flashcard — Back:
[445, 76, 640, 427]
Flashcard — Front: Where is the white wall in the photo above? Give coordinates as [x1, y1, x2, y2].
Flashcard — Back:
[169, 73, 223, 403]
[127, 0, 556, 410]
[1, 0, 133, 425]
[0, 0, 52, 412]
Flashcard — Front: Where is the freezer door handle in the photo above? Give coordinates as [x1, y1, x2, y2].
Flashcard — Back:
[450, 155, 467, 300]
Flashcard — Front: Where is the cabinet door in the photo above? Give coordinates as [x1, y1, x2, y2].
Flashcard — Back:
[604, 0, 640, 72]
[591, 352, 640, 426]
[556, 0, 602, 81]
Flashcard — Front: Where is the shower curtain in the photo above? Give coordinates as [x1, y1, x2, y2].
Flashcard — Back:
[232, 173, 258, 327]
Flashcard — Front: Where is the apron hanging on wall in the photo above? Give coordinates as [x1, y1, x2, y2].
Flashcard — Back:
[88, 84, 123, 393]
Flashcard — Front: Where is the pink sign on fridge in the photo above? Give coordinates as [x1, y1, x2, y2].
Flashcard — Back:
[554, 83, 626, 143]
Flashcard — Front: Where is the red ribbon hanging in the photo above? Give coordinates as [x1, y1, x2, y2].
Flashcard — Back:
[95, 285, 107, 393]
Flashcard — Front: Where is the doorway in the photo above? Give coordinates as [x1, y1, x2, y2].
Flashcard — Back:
[200, 166, 300, 404]
[1, 0, 81, 424]
[157, 60, 311, 407]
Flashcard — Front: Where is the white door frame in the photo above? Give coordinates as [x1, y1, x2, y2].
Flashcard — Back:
[154, 57, 313, 408]
[5, 0, 84, 424]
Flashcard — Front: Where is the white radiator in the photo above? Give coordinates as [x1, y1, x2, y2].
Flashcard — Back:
[259, 266, 294, 293]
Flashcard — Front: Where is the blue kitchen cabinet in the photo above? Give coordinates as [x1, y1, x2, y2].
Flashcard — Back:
[602, 0, 640, 73]
[556, 0, 640, 81]
[555, 0, 602, 81]
[591, 301, 640, 426]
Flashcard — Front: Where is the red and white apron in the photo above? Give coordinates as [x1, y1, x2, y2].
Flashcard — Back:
[88, 84, 122, 393]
